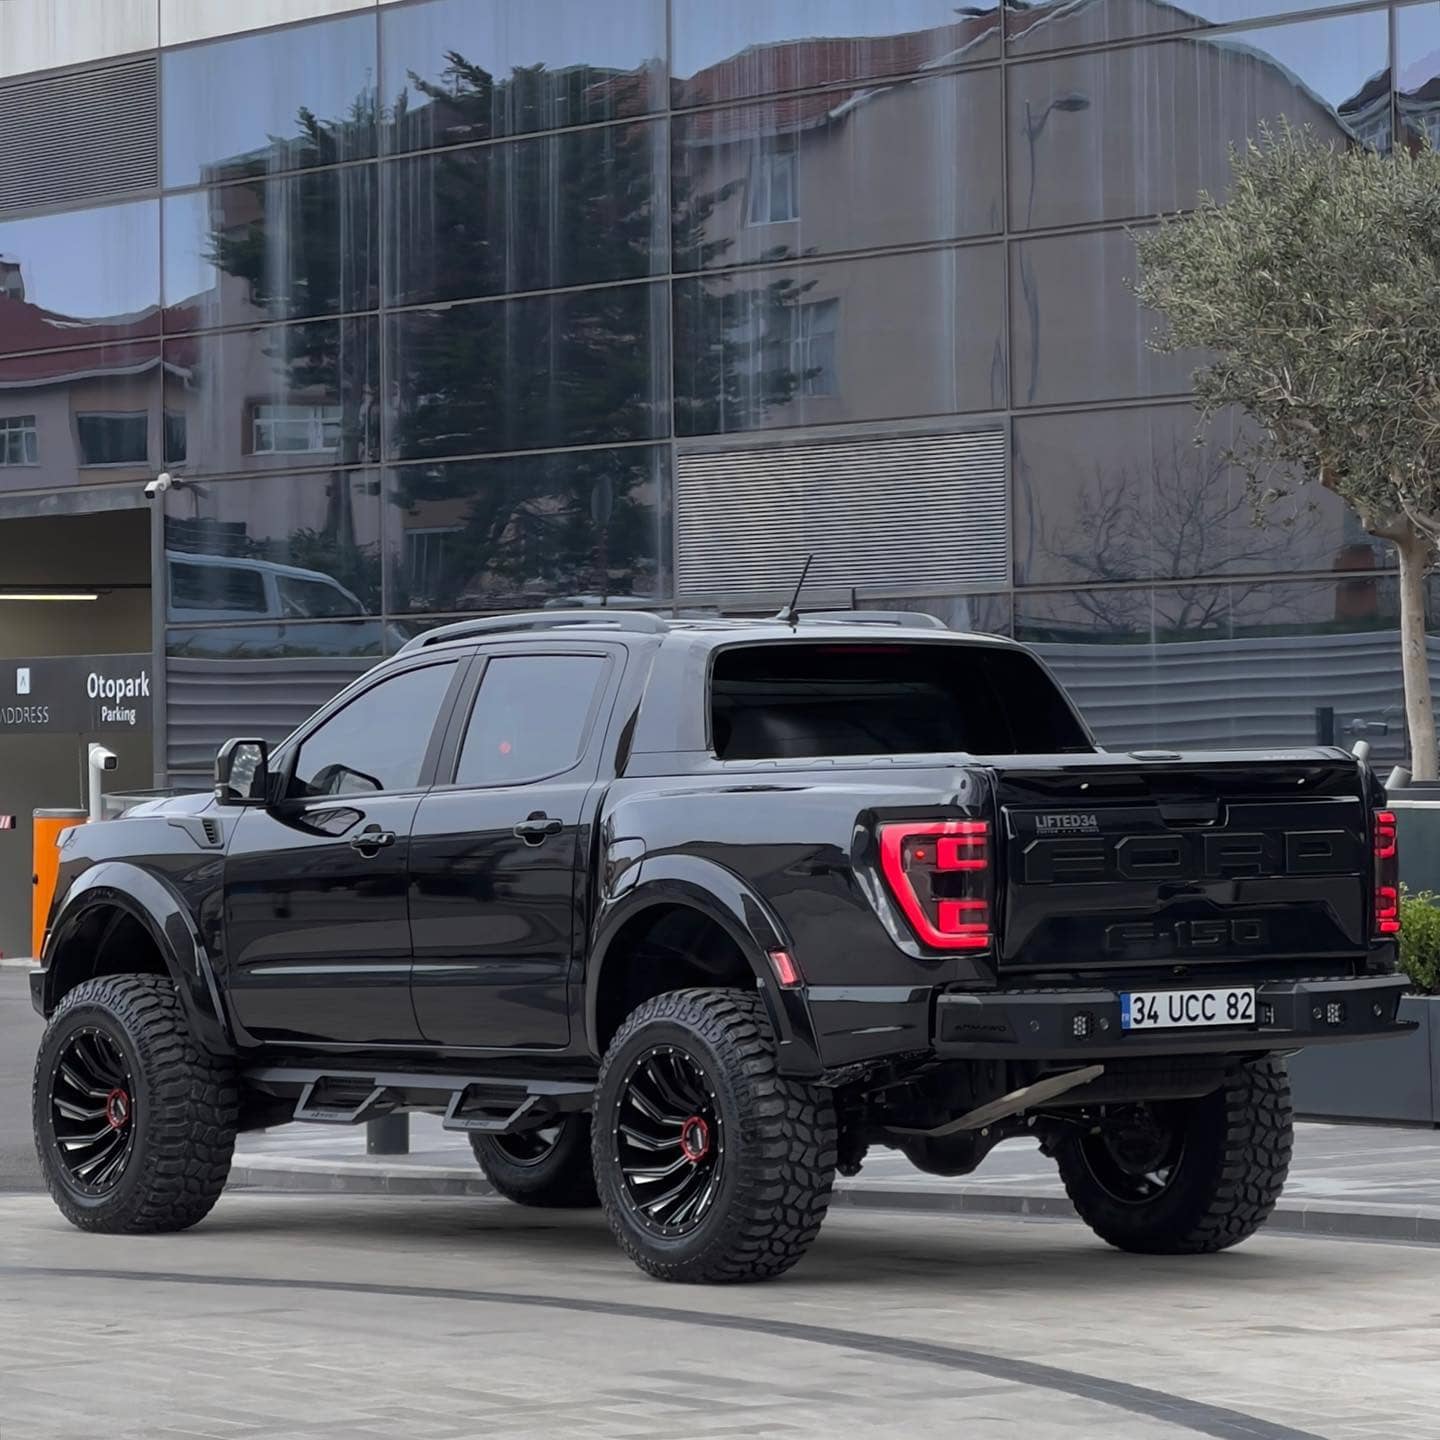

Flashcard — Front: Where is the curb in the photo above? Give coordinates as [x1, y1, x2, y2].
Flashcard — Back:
[828, 1183, 1440, 1245]
[231, 1157, 495, 1199]
[0, 959, 37, 970]
[226, 1157, 1440, 1245]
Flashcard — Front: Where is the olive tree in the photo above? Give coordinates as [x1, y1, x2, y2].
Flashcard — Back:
[1134, 124, 1440, 778]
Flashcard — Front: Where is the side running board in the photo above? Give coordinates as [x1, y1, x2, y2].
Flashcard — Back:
[293, 1082, 398, 1126]
[247, 1066, 594, 1134]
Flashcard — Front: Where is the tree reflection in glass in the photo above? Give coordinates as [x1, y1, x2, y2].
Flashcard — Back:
[386, 448, 666, 614]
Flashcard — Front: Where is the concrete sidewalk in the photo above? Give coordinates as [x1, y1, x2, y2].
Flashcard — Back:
[233, 1113, 1440, 1244]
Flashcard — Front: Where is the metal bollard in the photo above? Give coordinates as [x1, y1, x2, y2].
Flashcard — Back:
[366, 1114, 410, 1155]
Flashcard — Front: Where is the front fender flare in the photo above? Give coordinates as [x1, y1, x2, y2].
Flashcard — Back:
[40, 862, 234, 1056]
[586, 854, 822, 1078]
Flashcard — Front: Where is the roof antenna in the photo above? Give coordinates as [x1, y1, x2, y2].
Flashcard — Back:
[777, 553, 815, 627]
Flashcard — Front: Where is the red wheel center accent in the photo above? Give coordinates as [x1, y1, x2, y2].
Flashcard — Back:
[679, 1115, 710, 1163]
[105, 1088, 130, 1131]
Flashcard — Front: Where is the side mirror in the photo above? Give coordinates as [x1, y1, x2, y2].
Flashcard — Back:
[215, 737, 269, 806]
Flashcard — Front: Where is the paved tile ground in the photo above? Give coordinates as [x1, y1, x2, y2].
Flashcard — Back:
[10, 960, 1440, 1438]
[0, 969, 42, 1190]
[3, 1190, 1438, 1440]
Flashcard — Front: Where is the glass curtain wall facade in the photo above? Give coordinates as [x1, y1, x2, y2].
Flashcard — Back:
[0, 0, 1435, 779]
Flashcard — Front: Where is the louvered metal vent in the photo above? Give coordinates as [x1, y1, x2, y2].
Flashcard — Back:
[675, 430, 1008, 598]
[0, 59, 158, 214]
[1032, 630, 1433, 765]
[166, 655, 371, 777]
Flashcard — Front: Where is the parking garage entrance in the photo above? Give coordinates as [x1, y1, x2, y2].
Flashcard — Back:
[0, 505, 153, 959]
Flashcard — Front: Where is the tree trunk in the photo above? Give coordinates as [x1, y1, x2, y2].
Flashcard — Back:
[1397, 530, 1438, 780]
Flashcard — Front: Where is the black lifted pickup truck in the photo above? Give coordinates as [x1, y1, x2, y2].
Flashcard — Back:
[30, 609, 1410, 1282]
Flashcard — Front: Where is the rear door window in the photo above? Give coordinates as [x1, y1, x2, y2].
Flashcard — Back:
[710, 642, 1091, 760]
[456, 654, 608, 786]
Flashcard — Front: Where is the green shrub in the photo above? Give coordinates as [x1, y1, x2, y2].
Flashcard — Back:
[1399, 890, 1440, 994]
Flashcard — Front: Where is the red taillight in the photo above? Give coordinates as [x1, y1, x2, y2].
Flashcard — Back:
[1376, 886, 1400, 935]
[1374, 810, 1400, 937]
[878, 820, 991, 951]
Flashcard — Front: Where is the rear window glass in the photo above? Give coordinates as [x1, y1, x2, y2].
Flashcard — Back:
[710, 642, 1091, 760]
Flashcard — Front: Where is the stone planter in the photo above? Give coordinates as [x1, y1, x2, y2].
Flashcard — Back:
[1289, 996, 1436, 1125]
[1285, 803, 1440, 1125]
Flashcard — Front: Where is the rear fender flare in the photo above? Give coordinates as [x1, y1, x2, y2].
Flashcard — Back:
[40, 861, 234, 1056]
[586, 854, 821, 1076]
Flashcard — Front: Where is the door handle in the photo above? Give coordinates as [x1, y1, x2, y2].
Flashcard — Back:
[513, 814, 564, 845]
[349, 827, 396, 853]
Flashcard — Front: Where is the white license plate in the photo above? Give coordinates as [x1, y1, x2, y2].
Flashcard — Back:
[1121, 987, 1256, 1031]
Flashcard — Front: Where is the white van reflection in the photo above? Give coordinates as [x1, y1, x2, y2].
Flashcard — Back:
[168, 552, 366, 623]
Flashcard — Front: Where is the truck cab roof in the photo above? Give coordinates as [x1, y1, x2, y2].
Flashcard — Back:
[396, 607, 1024, 659]
[384, 608, 1063, 767]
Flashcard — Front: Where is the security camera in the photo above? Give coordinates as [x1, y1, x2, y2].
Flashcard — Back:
[144, 472, 175, 500]
[88, 743, 118, 773]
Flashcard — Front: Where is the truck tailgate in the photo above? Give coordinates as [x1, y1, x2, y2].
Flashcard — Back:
[989, 751, 1372, 974]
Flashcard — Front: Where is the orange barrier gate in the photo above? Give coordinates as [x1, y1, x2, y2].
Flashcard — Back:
[32, 808, 86, 961]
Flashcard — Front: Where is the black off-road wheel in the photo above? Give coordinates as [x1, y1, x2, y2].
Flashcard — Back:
[1054, 1056, 1293, 1255]
[469, 1115, 599, 1207]
[593, 988, 837, 1284]
[33, 974, 239, 1234]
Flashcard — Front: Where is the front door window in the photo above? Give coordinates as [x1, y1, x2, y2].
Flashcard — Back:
[292, 660, 458, 797]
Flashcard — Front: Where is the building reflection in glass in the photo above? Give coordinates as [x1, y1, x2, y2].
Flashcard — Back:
[30, 0, 1421, 772]
[1009, 10, 1391, 232]
[1007, 0, 1367, 57]
[672, 70, 1002, 271]
[0, 200, 159, 355]
[0, 341, 162, 494]
[672, 0, 1000, 106]
[163, 318, 379, 478]
[676, 246, 1006, 435]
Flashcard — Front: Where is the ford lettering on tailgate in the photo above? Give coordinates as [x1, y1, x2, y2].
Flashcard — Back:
[1020, 828, 1357, 885]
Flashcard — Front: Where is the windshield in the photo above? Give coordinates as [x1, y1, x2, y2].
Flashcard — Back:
[710, 641, 1092, 760]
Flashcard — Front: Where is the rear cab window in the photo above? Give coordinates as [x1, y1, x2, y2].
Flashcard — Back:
[709, 641, 1092, 760]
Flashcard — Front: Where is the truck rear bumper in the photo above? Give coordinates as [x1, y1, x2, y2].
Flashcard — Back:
[932, 974, 1412, 1061]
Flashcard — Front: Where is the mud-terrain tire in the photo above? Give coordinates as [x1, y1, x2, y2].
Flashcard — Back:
[33, 973, 238, 1233]
[1054, 1056, 1292, 1254]
[470, 1115, 599, 1207]
[593, 987, 836, 1284]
